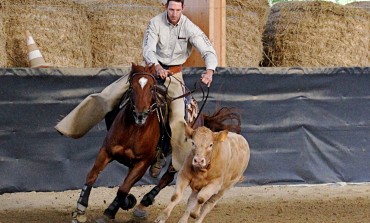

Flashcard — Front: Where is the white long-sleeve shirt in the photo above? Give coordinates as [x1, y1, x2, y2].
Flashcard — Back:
[143, 12, 218, 71]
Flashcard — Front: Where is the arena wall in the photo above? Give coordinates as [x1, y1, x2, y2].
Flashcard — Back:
[0, 67, 369, 193]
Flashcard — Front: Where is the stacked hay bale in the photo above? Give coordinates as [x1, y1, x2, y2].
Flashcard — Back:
[0, 1, 6, 67]
[86, 0, 163, 67]
[4, 0, 92, 67]
[346, 1, 370, 65]
[347, 1, 370, 13]
[262, 1, 370, 67]
[226, 0, 270, 67]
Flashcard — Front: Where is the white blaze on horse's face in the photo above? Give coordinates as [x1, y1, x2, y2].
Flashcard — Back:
[139, 77, 148, 89]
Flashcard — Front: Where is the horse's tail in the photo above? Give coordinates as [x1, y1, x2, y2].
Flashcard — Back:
[202, 107, 242, 134]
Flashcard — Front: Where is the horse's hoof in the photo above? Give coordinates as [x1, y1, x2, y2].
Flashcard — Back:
[133, 206, 148, 219]
[76, 214, 87, 222]
[72, 210, 87, 223]
[121, 194, 137, 210]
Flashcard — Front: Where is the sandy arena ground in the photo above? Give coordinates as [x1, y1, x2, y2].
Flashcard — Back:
[0, 183, 370, 223]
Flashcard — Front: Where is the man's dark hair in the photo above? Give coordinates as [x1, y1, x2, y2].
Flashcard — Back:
[166, 0, 184, 6]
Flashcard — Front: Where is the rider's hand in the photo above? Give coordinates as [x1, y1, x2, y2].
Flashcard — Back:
[201, 69, 213, 87]
[155, 64, 170, 79]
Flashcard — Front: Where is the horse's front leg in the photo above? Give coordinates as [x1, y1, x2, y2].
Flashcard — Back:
[102, 160, 150, 220]
[134, 162, 177, 218]
[72, 147, 111, 223]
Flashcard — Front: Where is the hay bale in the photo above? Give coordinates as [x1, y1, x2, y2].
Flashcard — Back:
[4, 0, 92, 68]
[347, 1, 370, 13]
[262, 1, 370, 67]
[0, 2, 6, 67]
[86, 0, 163, 67]
[346, 1, 370, 64]
[226, 0, 270, 67]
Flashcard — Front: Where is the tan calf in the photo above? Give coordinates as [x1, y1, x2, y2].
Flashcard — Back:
[155, 125, 250, 223]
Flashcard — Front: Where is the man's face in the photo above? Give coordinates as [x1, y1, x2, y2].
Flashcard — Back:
[167, 1, 183, 25]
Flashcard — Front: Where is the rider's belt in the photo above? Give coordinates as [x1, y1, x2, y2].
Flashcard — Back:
[168, 65, 182, 74]
[159, 62, 182, 74]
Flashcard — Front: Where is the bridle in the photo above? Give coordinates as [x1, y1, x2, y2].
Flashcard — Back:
[126, 71, 209, 129]
[128, 72, 169, 125]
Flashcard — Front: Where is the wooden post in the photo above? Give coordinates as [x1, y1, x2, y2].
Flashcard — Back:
[183, 0, 226, 67]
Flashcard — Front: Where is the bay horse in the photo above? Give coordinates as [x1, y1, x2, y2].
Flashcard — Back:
[71, 63, 241, 223]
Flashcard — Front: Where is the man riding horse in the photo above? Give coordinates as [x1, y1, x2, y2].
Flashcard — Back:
[55, 0, 217, 177]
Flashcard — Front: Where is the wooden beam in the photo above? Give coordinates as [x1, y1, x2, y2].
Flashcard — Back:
[183, 0, 226, 67]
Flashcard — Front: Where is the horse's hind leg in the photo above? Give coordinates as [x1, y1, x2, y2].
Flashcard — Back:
[72, 147, 111, 223]
[133, 162, 177, 218]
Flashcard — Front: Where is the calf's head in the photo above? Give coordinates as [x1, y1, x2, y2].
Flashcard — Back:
[185, 125, 228, 169]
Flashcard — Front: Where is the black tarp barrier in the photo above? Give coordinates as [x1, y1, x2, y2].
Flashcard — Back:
[0, 67, 369, 193]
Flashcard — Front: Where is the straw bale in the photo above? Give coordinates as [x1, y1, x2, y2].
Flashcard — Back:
[4, 0, 92, 68]
[347, 1, 370, 63]
[86, 0, 163, 67]
[347, 1, 370, 13]
[226, 0, 270, 67]
[262, 1, 370, 67]
[0, 2, 6, 67]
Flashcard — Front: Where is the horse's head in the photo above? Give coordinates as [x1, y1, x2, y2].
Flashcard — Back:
[128, 63, 166, 125]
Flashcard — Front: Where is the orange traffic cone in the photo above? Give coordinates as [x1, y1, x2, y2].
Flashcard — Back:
[25, 30, 52, 68]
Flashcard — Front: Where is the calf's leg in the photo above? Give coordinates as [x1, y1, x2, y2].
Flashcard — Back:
[178, 191, 198, 223]
[195, 190, 225, 223]
[155, 175, 190, 223]
[190, 182, 221, 219]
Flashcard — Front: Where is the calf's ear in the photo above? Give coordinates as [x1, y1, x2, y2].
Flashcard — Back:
[185, 123, 194, 139]
[214, 130, 229, 142]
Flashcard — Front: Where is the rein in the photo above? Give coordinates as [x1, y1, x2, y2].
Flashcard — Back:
[128, 71, 210, 129]
[170, 75, 210, 128]
[189, 82, 209, 128]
